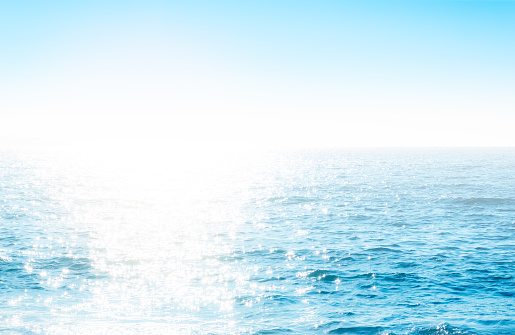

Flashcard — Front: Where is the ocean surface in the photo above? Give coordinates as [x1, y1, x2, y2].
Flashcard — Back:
[1, 146, 514, 334]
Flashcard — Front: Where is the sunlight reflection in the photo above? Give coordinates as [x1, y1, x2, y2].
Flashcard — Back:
[35, 139, 263, 331]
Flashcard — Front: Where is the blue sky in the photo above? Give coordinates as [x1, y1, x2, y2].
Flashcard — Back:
[1, 1, 514, 147]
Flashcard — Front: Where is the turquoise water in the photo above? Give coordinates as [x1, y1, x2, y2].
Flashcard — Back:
[1, 147, 514, 334]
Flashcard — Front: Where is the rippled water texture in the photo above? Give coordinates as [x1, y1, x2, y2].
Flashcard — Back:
[1, 146, 514, 334]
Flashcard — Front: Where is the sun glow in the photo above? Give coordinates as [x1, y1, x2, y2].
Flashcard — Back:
[23, 135, 261, 333]
[4, 109, 515, 153]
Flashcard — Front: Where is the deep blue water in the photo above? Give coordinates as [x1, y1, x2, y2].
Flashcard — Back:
[1, 147, 514, 334]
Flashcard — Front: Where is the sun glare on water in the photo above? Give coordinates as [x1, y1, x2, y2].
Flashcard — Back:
[27, 138, 263, 334]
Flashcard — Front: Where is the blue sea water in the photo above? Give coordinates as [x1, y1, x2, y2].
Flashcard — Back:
[1, 147, 514, 334]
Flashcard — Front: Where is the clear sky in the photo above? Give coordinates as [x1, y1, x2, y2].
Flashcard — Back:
[1, 0, 514, 148]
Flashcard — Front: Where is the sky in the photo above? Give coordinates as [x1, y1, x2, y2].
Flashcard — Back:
[1, 0, 514, 148]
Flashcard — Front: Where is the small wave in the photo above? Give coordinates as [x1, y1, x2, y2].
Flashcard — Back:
[408, 322, 472, 334]
[365, 247, 402, 253]
[477, 318, 513, 326]
[355, 293, 379, 299]
[257, 276, 287, 282]
[315, 321, 344, 331]
[309, 289, 336, 295]
[267, 195, 313, 205]
[382, 272, 420, 282]
[475, 274, 513, 282]
[465, 268, 489, 274]
[40, 256, 91, 272]
[321, 274, 339, 282]
[449, 197, 515, 206]
[255, 327, 295, 334]
[307, 269, 332, 277]
[496, 291, 514, 297]
[349, 214, 373, 221]
[264, 294, 297, 305]
[0, 266, 45, 291]
[307, 270, 340, 282]
[398, 302, 421, 308]
[474, 246, 489, 250]
[328, 325, 383, 334]
[344, 272, 376, 280]
[395, 261, 419, 268]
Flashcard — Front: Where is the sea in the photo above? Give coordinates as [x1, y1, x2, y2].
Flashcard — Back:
[1, 145, 514, 334]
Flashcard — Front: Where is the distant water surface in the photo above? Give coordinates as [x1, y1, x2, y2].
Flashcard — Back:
[1, 146, 514, 334]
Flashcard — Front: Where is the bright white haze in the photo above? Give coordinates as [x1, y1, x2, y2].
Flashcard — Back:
[2, 1, 515, 150]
